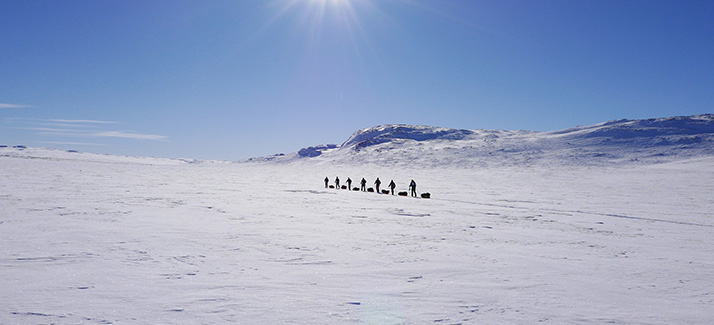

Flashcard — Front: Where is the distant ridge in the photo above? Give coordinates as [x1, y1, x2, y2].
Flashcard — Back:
[248, 114, 714, 167]
[7, 115, 711, 167]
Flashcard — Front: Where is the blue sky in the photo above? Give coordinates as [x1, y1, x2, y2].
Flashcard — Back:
[2, 0, 713, 160]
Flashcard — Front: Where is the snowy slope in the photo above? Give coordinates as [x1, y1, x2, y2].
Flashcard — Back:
[0, 146, 203, 165]
[250, 114, 714, 167]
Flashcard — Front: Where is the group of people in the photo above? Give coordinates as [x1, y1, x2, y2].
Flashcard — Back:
[325, 176, 418, 197]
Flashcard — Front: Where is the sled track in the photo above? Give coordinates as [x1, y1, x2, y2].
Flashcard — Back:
[438, 198, 714, 228]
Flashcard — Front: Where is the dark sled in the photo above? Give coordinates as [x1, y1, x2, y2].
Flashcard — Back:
[398, 191, 408, 196]
[381, 190, 390, 194]
[352, 187, 360, 191]
[329, 185, 335, 189]
[367, 188, 374, 192]
[341, 185, 347, 190]
[420, 193, 431, 199]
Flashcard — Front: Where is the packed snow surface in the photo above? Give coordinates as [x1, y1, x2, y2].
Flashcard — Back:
[1, 147, 713, 324]
[1, 115, 714, 324]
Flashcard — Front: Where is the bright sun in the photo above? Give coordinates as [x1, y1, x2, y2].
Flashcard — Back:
[271, 0, 361, 29]
[311, 0, 348, 4]
[308, 0, 352, 13]
[266, 0, 368, 47]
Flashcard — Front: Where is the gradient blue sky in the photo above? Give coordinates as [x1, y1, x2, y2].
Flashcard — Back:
[2, 0, 713, 160]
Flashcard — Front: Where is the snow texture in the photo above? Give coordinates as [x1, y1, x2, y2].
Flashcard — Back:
[1, 114, 714, 324]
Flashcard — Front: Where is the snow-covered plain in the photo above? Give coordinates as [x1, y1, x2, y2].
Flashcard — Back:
[2, 116, 714, 324]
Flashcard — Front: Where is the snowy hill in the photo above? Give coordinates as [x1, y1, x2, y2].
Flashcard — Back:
[250, 114, 714, 166]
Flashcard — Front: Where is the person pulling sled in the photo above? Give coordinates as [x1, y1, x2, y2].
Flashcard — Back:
[409, 179, 417, 197]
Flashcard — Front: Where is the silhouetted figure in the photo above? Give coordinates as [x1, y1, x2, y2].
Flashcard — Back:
[346, 178, 352, 190]
[374, 178, 381, 193]
[335, 176, 340, 189]
[409, 179, 417, 197]
[360, 178, 367, 191]
[388, 180, 396, 195]
[324, 177, 329, 188]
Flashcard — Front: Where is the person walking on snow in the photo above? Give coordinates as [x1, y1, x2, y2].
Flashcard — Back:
[409, 179, 417, 197]
[388, 180, 396, 195]
[360, 178, 367, 191]
[374, 178, 382, 193]
[324, 177, 329, 188]
[347, 177, 352, 190]
[335, 176, 340, 189]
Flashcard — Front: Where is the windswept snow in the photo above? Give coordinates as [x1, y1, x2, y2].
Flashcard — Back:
[2, 115, 714, 324]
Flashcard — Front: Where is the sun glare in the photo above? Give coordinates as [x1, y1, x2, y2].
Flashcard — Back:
[267, 0, 366, 39]
[307, 0, 355, 21]
[265, 0, 379, 75]
[311, 0, 348, 5]
[271, 0, 359, 25]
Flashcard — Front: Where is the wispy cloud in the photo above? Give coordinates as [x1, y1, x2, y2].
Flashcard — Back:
[18, 127, 84, 133]
[6, 117, 117, 125]
[46, 119, 118, 124]
[93, 131, 168, 140]
[40, 141, 106, 146]
[4, 117, 168, 142]
[0, 103, 32, 109]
